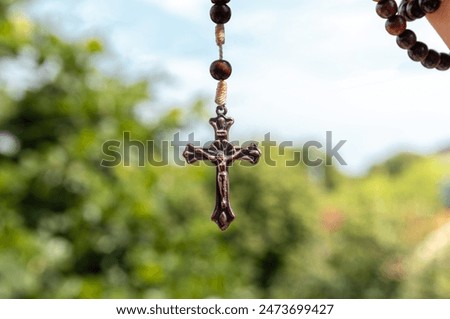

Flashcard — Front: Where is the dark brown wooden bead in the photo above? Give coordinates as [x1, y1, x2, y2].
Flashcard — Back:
[210, 60, 232, 80]
[406, 0, 426, 20]
[376, 0, 398, 19]
[407, 42, 428, 61]
[398, 1, 407, 16]
[421, 49, 440, 68]
[418, 0, 441, 13]
[210, 4, 232, 24]
[397, 29, 417, 49]
[398, 1, 414, 21]
[385, 15, 407, 36]
[436, 53, 450, 71]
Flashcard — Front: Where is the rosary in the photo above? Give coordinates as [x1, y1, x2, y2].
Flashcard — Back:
[183, 0, 261, 231]
[182, 1, 449, 231]
[374, 0, 450, 70]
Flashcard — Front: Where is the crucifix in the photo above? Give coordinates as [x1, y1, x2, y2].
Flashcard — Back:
[183, 112, 261, 231]
[183, 0, 261, 230]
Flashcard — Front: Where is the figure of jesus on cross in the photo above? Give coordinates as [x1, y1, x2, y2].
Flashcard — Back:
[183, 114, 261, 231]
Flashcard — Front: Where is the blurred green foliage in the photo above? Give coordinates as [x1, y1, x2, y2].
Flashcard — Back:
[0, 2, 449, 298]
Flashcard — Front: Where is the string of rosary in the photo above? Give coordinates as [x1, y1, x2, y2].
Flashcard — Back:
[183, 0, 261, 231]
[374, 0, 450, 70]
[210, 0, 232, 112]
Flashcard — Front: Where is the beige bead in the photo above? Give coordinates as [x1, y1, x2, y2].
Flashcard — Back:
[215, 24, 225, 46]
[215, 80, 228, 106]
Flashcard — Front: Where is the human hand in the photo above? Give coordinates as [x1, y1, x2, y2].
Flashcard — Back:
[427, 0, 450, 48]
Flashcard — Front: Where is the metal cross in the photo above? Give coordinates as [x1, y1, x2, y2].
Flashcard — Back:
[183, 114, 261, 231]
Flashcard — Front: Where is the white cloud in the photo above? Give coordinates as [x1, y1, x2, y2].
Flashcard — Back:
[139, 0, 207, 20]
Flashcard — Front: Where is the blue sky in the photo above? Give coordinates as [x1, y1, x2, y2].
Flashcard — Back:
[17, 0, 450, 174]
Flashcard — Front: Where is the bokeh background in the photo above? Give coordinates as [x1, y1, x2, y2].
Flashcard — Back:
[1, 0, 449, 298]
